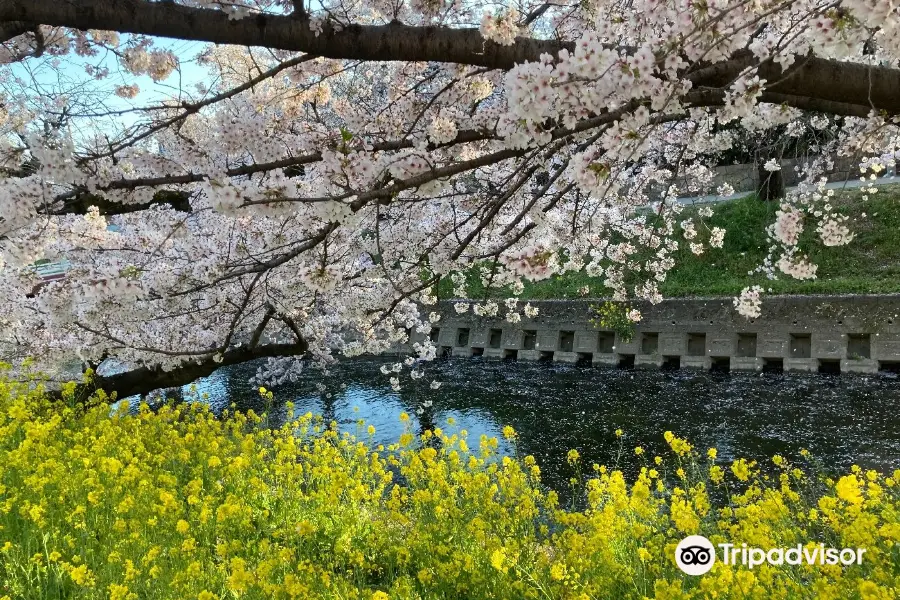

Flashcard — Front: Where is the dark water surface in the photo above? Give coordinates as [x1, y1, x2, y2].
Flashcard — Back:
[172, 357, 900, 497]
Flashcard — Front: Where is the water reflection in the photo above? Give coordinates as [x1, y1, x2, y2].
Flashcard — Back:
[142, 357, 900, 498]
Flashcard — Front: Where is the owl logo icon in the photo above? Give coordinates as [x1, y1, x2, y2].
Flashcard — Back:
[675, 535, 716, 575]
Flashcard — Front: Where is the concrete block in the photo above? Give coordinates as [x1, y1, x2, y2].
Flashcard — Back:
[469, 328, 489, 348]
[847, 334, 872, 359]
[502, 329, 523, 349]
[731, 357, 764, 371]
[558, 330, 576, 352]
[812, 334, 846, 359]
[686, 333, 707, 356]
[789, 333, 812, 358]
[484, 327, 505, 350]
[536, 330, 559, 351]
[841, 358, 878, 374]
[518, 350, 541, 361]
[635, 354, 663, 369]
[757, 333, 789, 358]
[735, 333, 758, 357]
[597, 331, 616, 353]
[707, 336, 736, 356]
[554, 351, 579, 363]
[452, 347, 474, 357]
[521, 330, 538, 350]
[482, 348, 505, 360]
[872, 335, 900, 360]
[681, 356, 711, 370]
[784, 358, 819, 372]
[659, 332, 687, 355]
[574, 330, 598, 352]
[592, 353, 619, 366]
[438, 328, 457, 347]
[639, 332, 659, 354]
[613, 337, 640, 355]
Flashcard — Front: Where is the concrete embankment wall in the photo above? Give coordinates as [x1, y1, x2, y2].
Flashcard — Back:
[653, 156, 895, 201]
[408, 296, 900, 374]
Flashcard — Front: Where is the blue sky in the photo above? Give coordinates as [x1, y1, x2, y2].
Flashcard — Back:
[8, 37, 212, 134]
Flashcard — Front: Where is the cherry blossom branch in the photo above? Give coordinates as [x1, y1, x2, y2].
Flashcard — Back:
[3, 0, 899, 115]
[89, 54, 318, 159]
[58, 342, 308, 402]
[47, 129, 498, 216]
[249, 306, 275, 348]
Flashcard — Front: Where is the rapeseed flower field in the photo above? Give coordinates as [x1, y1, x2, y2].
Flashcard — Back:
[0, 368, 897, 599]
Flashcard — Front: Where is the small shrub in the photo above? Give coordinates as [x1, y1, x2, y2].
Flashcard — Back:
[590, 301, 639, 343]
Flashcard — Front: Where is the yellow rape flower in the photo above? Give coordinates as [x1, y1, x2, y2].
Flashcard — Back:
[69, 564, 93, 587]
[731, 458, 751, 482]
[0, 375, 897, 600]
[836, 475, 864, 505]
[108, 584, 133, 600]
[490, 548, 507, 573]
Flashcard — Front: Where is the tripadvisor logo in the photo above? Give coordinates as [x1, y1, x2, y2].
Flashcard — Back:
[675, 535, 716, 575]
[674, 535, 867, 576]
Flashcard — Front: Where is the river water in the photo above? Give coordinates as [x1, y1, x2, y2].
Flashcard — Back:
[167, 356, 900, 499]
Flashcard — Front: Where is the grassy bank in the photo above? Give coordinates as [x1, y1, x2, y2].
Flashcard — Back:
[444, 185, 900, 299]
[1, 373, 898, 599]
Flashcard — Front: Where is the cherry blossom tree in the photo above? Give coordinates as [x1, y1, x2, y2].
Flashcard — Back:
[0, 0, 898, 397]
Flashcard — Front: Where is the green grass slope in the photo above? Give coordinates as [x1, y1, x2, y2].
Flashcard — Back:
[443, 185, 900, 299]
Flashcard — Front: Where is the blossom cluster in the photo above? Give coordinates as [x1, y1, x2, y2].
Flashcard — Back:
[0, 0, 897, 382]
[121, 46, 179, 81]
[773, 204, 804, 246]
[498, 244, 559, 282]
[479, 9, 520, 46]
[734, 285, 764, 318]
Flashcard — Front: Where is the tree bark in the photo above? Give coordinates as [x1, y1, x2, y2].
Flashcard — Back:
[0, 19, 27, 43]
[1, 1, 899, 117]
[54, 342, 307, 402]
[50, 189, 192, 215]
[757, 162, 785, 202]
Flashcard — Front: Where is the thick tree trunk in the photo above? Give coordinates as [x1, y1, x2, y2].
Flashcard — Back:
[1, 1, 900, 117]
[53, 342, 307, 403]
[51, 189, 192, 216]
[757, 162, 785, 202]
[0, 20, 28, 43]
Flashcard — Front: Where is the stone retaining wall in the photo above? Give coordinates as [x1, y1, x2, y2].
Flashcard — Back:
[405, 295, 900, 374]
[656, 156, 891, 200]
